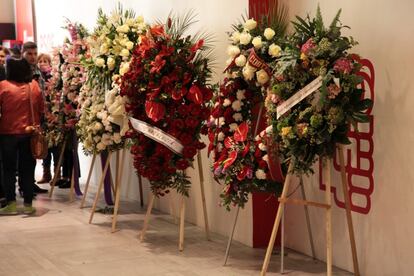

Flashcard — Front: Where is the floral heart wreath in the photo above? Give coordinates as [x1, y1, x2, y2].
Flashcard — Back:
[120, 14, 213, 196]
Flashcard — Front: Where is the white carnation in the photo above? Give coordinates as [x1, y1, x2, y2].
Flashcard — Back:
[223, 98, 231, 107]
[233, 113, 243, 122]
[94, 122, 103, 131]
[264, 28, 276, 40]
[125, 41, 134, 50]
[255, 169, 267, 180]
[252, 36, 263, 49]
[235, 90, 245, 101]
[231, 100, 242, 112]
[229, 123, 238, 132]
[244, 19, 257, 31]
[239, 32, 252, 45]
[217, 132, 225, 141]
[258, 143, 267, 151]
[235, 55, 247, 67]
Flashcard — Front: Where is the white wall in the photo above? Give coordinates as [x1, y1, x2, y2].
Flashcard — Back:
[280, 1, 414, 275]
[0, 0, 14, 23]
[34, 0, 253, 246]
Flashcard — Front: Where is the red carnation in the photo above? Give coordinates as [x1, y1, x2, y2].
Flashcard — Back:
[172, 119, 185, 130]
[334, 57, 353, 74]
[178, 104, 189, 116]
[183, 146, 197, 158]
[185, 117, 199, 129]
[176, 159, 189, 170]
[180, 133, 193, 144]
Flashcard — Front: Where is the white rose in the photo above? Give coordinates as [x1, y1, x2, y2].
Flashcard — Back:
[229, 123, 238, 132]
[116, 24, 129, 33]
[265, 125, 273, 134]
[99, 43, 109, 54]
[107, 57, 115, 71]
[254, 135, 261, 141]
[258, 143, 267, 151]
[252, 36, 263, 49]
[262, 154, 269, 162]
[239, 32, 252, 45]
[242, 64, 256, 81]
[255, 169, 267, 180]
[94, 57, 105, 67]
[235, 55, 247, 67]
[268, 43, 282, 57]
[236, 90, 245, 100]
[231, 100, 242, 112]
[223, 98, 231, 107]
[231, 31, 241, 43]
[120, 48, 130, 57]
[227, 45, 240, 57]
[244, 19, 257, 31]
[264, 28, 276, 40]
[233, 113, 243, 122]
[256, 69, 270, 85]
[94, 122, 103, 131]
[119, 62, 130, 76]
[113, 133, 122, 144]
[97, 142, 106, 151]
[125, 41, 134, 50]
[217, 132, 225, 141]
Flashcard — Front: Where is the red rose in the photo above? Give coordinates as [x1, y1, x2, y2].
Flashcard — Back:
[301, 38, 316, 55]
[254, 148, 262, 159]
[176, 159, 189, 170]
[183, 146, 197, 158]
[180, 133, 193, 145]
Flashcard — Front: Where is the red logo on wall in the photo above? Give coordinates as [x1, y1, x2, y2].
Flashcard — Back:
[319, 57, 375, 214]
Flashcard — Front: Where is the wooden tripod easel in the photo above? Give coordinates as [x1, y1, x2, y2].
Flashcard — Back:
[260, 144, 360, 276]
[139, 151, 210, 251]
[48, 139, 67, 198]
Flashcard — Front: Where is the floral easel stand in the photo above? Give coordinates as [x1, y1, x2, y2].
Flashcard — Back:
[260, 145, 360, 276]
[139, 151, 210, 251]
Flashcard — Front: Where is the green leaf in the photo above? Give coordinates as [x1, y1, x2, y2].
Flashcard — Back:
[352, 112, 370, 123]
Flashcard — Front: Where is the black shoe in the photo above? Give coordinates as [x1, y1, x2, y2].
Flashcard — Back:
[58, 180, 71, 189]
[34, 184, 48, 194]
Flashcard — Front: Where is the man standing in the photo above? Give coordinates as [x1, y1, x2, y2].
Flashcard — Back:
[22, 42, 48, 194]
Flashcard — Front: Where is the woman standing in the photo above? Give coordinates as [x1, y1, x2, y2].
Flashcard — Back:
[0, 58, 44, 215]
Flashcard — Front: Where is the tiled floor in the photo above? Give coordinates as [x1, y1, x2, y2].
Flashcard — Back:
[0, 186, 352, 276]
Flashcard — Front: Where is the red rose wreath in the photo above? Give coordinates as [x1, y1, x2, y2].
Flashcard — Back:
[120, 15, 213, 196]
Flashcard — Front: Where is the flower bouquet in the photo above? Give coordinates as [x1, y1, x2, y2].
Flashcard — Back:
[208, 5, 287, 209]
[120, 13, 213, 196]
[77, 4, 147, 154]
[266, 6, 373, 175]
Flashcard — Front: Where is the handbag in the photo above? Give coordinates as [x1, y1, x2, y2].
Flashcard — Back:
[27, 83, 48, 159]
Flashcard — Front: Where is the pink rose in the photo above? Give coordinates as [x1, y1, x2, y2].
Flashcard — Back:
[333, 57, 353, 74]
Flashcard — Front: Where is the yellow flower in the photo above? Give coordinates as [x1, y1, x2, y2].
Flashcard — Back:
[281, 126, 292, 137]
[300, 52, 307, 60]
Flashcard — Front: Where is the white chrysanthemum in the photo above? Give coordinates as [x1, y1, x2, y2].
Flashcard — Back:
[229, 123, 238, 132]
[258, 143, 267, 151]
[231, 31, 241, 43]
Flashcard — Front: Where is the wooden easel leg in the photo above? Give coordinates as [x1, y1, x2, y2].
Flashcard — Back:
[261, 161, 294, 276]
[112, 149, 126, 233]
[300, 177, 317, 260]
[140, 194, 155, 242]
[223, 206, 240, 265]
[197, 152, 210, 240]
[323, 158, 333, 276]
[89, 151, 112, 224]
[138, 175, 144, 208]
[338, 145, 360, 276]
[69, 167, 75, 202]
[80, 153, 97, 208]
[179, 196, 186, 252]
[169, 195, 178, 224]
[280, 207, 285, 274]
[114, 150, 120, 199]
[49, 139, 67, 198]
